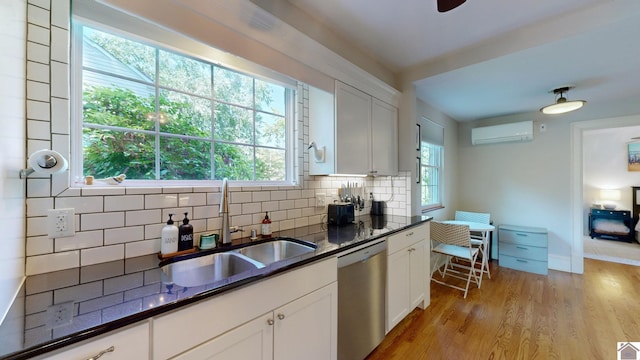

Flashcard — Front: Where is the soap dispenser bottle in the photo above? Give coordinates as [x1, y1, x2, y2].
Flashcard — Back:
[261, 211, 272, 238]
[161, 214, 179, 255]
[178, 212, 194, 251]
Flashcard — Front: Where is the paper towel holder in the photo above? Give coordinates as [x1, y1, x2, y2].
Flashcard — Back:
[20, 149, 68, 179]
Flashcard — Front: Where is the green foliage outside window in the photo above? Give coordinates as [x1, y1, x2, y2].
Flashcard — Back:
[80, 25, 289, 182]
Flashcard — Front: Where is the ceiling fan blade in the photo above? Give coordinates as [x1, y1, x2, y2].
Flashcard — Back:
[437, 0, 466, 12]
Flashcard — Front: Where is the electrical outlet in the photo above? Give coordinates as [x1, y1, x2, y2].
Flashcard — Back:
[46, 301, 74, 329]
[316, 194, 326, 207]
[47, 208, 75, 238]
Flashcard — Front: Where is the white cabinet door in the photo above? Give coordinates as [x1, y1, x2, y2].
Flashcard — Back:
[371, 97, 398, 176]
[172, 314, 273, 360]
[387, 247, 411, 332]
[335, 81, 372, 175]
[409, 239, 427, 310]
[40, 322, 149, 360]
[274, 282, 337, 360]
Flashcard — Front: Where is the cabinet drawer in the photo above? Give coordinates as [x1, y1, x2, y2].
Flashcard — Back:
[499, 243, 547, 262]
[591, 209, 630, 217]
[388, 223, 427, 254]
[499, 254, 548, 275]
[499, 229, 547, 247]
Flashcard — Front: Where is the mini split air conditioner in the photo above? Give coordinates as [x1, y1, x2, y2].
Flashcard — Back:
[471, 121, 533, 145]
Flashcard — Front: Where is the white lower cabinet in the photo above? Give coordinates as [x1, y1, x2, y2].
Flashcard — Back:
[173, 282, 337, 360]
[386, 223, 430, 332]
[154, 257, 338, 360]
[35, 322, 150, 360]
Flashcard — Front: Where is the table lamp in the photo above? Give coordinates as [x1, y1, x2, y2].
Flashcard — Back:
[600, 189, 621, 210]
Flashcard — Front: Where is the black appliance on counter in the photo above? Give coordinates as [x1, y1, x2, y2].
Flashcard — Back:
[328, 203, 355, 225]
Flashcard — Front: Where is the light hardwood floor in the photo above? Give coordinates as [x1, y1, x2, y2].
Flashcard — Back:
[368, 259, 640, 360]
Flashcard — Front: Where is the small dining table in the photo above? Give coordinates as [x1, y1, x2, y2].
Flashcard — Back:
[441, 220, 495, 281]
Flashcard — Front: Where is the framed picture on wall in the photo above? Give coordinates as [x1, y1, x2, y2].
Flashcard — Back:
[628, 142, 640, 171]
[416, 123, 421, 151]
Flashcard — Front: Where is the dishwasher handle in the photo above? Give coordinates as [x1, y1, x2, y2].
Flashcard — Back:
[337, 240, 387, 268]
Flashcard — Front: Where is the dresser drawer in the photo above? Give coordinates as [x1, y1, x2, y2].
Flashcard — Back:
[499, 228, 547, 247]
[499, 243, 547, 261]
[388, 223, 427, 254]
[591, 209, 630, 218]
[499, 254, 548, 275]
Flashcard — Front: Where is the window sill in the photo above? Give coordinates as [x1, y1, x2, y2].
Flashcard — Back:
[422, 205, 444, 213]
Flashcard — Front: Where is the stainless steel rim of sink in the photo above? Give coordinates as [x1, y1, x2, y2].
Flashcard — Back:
[160, 238, 317, 288]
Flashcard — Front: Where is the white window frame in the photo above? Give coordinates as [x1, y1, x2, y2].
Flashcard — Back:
[70, 16, 298, 187]
[420, 141, 443, 211]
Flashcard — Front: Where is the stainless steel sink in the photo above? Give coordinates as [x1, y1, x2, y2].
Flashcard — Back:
[160, 239, 316, 288]
[234, 239, 316, 265]
[161, 252, 264, 287]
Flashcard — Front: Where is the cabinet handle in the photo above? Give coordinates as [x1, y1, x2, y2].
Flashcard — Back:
[277, 313, 285, 320]
[406, 232, 414, 237]
[516, 259, 528, 263]
[515, 233, 528, 237]
[86, 346, 114, 360]
[516, 246, 528, 250]
[408, 247, 415, 252]
[267, 319, 274, 326]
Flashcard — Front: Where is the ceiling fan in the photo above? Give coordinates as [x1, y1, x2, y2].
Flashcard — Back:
[438, 0, 466, 12]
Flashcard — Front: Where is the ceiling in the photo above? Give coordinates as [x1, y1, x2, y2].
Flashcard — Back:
[280, 0, 640, 121]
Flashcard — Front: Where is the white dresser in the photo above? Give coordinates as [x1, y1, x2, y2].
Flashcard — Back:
[498, 224, 548, 275]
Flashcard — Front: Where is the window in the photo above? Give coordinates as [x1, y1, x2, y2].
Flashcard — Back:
[420, 142, 443, 209]
[74, 23, 295, 183]
[419, 118, 444, 211]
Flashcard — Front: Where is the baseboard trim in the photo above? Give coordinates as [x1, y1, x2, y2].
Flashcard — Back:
[548, 254, 572, 273]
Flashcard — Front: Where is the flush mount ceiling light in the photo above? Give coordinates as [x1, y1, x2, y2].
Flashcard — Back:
[540, 86, 586, 115]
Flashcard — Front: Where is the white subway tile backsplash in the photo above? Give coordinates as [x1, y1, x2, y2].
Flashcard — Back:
[280, 219, 295, 231]
[251, 191, 270, 202]
[279, 200, 294, 210]
[105, 195, 144, 212]
[286, 189, 301, 199]
[27, 79, 49, 101]
[126, 209, 161, 226]
[27, 24, 49, 46]
[55, 230, 103, 252]
[206, 217, 222, 232]
[271, 190, 287, 201]
[50, 27, 68, 63]
[27, 178, 51, 197]
[50, 61, 68, 98]
[26, 60, 48, 82]
[294, 199, 308, 208]
[145, 194, 178, 209]
[144, 223, 163, 240]
[261, 201, 279, 212]
[287, 209, 302, 219]
[50, 0, 69, 29]
[125, 187, 162, 195]
[241, 202, 261, 215]
[81, 187, 126, 196]
[27, 119, 50, 140]
[125, 240, 158, 258]
[26, 99, 49, 121]
[26, 251, 79, 276]
[81, 245, 124, 266]
[26, 236, 53, 256]
[231, 191, 252, 203]
[294, 217, 309, 228]
[105, 226, 144, 245]
[81, 212, 124, 231]
[231, 214, 252, 227]
[162, 186, 192, 193]
[178, 193, 206, 207]
[26, 41, 49, 64]
[51, 97, 69, 134]
[26, 216, 46, 237]
[193, 205, 217, 219]
[207, 192, 221, 205]
[55, 196, 103, 213]
[27, 197, 53, 216]
[270, 210, 287, 221]
[27, 4, 50, 28]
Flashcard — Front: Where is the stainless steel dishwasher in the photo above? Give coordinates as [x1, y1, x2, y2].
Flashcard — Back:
[337, 239, 387, 360]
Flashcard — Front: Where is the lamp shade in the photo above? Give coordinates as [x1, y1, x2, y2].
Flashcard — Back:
[600, 189, 621, 201]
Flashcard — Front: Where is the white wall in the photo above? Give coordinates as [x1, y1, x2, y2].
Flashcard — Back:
[583, 125, 640, 212]
[0, 0, 26, 328]
[457, 113, 574, 271]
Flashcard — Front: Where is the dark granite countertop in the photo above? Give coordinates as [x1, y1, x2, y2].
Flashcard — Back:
[0, 214, 431, 360]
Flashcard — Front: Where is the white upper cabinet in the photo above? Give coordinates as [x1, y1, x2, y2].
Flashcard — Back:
[309, 81, 398, 176]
